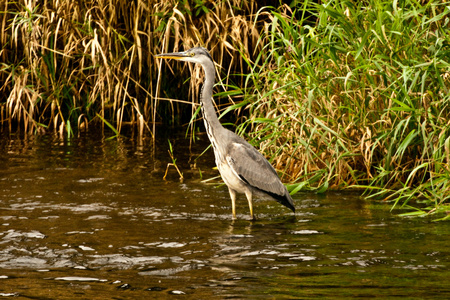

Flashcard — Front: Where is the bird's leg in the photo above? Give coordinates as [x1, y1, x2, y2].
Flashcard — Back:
[244, 190, 254, 220]
[228, 188, 237, 220]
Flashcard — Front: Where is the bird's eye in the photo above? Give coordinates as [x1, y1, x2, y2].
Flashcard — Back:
[189, 52, 195, 57]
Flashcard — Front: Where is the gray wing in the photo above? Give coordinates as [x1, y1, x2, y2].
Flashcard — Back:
[225, 138, 286, 197]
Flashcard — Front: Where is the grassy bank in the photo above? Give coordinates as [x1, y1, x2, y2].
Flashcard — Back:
[238, 0, 450, 219]
[1, 1, 449, 219]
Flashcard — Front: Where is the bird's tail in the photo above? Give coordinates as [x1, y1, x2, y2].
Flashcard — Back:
[263, 189, 296, 213]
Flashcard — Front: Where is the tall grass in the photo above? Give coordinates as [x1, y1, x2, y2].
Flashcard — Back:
[1, 0, 449, 218]
[238, 0, 450, 218]
[0, 0, 260, 137]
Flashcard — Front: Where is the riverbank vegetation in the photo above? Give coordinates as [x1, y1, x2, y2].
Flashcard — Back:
[241, 0, 450, 219]
[0, 0, 257, 136]
[1, 0, 449, 219]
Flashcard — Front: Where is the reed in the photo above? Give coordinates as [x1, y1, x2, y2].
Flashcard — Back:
[1, 0, 449, 218]
[0, 0, 260, 136]
[238, 0, 450, 218]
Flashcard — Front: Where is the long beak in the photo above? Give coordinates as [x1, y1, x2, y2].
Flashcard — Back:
[155, 51, 188, 60]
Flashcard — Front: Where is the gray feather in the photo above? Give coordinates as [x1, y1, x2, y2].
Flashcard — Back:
[225, 136, 286, 197]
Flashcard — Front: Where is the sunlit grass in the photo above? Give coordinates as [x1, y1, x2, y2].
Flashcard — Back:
[0, 0, 260, 136]
[1, 0, 449, 219]
[236, 0, 450, 218]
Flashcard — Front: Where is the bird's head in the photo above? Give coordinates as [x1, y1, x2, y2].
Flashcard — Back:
[156, 47, 213, 66]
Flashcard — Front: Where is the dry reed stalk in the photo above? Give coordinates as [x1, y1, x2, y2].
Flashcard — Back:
[0, 0, 263, 137]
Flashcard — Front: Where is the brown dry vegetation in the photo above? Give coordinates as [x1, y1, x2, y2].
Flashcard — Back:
[0, 0, 261, 136]
[1, 0, 449, 218]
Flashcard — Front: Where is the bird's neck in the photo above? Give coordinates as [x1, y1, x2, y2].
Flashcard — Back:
[200, 64, 223, 136]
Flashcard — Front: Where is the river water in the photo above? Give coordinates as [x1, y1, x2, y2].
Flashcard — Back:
[0, 131, 449, 299]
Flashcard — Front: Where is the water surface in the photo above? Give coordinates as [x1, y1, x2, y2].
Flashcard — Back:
[0, 132, 449, 299]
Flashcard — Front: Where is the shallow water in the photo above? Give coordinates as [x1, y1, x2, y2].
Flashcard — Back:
[0, 131, 449, 299]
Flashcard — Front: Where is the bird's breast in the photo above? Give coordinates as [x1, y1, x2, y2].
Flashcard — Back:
[216, 160, 249, 194]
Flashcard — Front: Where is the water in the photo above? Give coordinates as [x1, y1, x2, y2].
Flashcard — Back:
[0, 132, 449, 299]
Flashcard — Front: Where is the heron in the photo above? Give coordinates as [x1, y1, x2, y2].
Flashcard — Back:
[156, 47, 295, 219]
